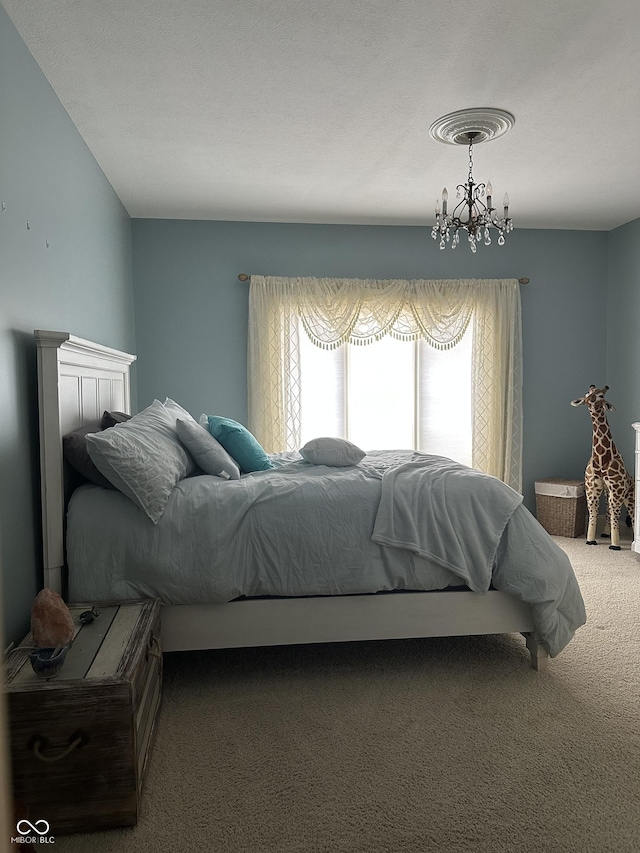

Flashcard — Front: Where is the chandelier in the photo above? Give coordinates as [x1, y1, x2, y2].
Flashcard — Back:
[429, 108, 515, 253]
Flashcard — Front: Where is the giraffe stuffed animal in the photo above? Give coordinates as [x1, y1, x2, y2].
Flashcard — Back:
[571, 385, 634, 550]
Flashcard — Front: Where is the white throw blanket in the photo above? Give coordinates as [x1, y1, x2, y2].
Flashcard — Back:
[372, 456, 523, 592]
[372, 455, 586, 656]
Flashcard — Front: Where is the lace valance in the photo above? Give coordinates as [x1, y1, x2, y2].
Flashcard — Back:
[249, 276, 516, 350]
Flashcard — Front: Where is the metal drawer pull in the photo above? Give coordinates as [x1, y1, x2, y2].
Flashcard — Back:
[29, 730, 89, 763]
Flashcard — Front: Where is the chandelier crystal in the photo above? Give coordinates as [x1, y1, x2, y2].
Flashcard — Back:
[432, 132, 513, 253]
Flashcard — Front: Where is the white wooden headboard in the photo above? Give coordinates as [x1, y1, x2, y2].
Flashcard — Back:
[34, 330, 136, 594]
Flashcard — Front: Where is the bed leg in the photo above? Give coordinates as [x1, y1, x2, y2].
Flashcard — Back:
[522, 631, 549, 671]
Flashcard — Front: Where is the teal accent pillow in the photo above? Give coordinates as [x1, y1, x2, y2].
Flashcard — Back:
[205, 416, 274, 474]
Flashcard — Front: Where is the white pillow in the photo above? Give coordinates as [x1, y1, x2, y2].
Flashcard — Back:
[86, 399, 195, 523]
[299, 437, 366, 467]
[163, 397, 196, 424]
[176, 419, 240, 480]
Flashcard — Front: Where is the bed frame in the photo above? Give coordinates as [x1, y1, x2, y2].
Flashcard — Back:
[35, 329, 548, 669]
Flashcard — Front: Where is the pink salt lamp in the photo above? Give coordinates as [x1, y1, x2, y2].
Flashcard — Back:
[30, 588, 74, 648]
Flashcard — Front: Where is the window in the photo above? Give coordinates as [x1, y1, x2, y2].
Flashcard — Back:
[299, 326, 473, 465]
[248, 276, 522, 491]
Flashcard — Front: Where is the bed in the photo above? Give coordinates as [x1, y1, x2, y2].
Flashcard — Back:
[35, 330, 586, 669]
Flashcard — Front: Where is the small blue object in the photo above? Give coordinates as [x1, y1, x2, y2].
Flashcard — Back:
[29, 646, 69, 679]
[79, 606, 99, 624]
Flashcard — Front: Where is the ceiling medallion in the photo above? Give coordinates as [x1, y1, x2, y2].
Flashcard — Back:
[429, 108, 515, 252]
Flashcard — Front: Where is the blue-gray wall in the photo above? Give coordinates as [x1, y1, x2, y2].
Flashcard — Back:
[606, 218, 640, 467]
[132, 219, 608, 511]
[0, 7, 135, 644]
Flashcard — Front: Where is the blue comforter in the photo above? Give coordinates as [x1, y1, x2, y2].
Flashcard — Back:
[67, 450, 586, 656]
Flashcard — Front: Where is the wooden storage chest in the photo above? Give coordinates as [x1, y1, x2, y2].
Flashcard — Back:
[5, 598, 162, 835]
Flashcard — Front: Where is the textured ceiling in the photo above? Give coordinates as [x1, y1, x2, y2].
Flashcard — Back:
[3, 0, 639, 230]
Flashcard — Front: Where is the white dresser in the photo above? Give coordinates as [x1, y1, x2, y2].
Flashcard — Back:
[633, 423, 640, 557]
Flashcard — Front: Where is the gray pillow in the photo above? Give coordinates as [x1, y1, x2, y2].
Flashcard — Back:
[86, 399, 195, 523]
[63, 425, 114, 489]
[176, 418, 240, 480]
[299, 437, 366, 467]
[101, 410, 132, 429]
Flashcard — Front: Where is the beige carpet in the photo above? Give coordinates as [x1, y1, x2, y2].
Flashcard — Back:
[55, 531, 640, 853]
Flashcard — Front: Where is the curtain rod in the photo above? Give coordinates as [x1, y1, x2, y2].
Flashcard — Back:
[238, 274, 530, 284]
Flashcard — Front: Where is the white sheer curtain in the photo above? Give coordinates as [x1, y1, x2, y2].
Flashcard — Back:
[248, 276, 522, 491]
